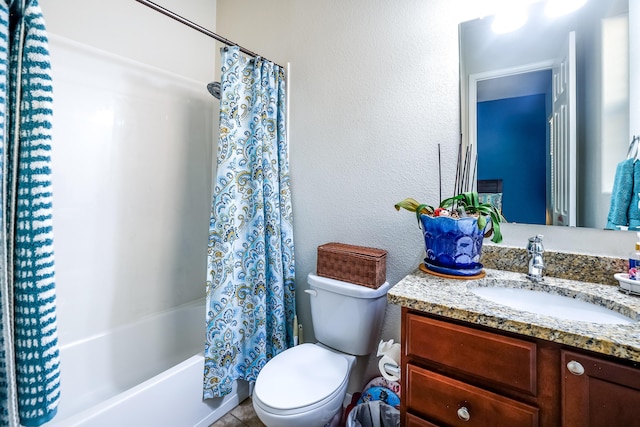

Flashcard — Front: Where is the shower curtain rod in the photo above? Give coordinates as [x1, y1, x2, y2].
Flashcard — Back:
[133, 0, 283, 69]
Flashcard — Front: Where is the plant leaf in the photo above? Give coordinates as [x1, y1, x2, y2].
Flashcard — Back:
[394, 198, 421, 212]
[488, 210, 503, 243]
[415, 204, 431, 223]
[395, 198, 434, 225]
[477, 215, 487, 230]
[440, 194, 462, 209]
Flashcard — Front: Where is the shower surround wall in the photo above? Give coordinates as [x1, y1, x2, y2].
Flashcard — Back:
[48, 33, 214, 353]
[37, 0, 225, 424]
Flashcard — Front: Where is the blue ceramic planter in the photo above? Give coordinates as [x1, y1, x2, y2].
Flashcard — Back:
[420, 214, 487, 276]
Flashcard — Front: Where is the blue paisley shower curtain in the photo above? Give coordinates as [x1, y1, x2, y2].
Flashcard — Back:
[0, 0, 60, 426]
[203, 46, 295, 398]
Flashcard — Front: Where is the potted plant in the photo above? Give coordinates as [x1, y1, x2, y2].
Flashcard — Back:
[395, 191, 505, 276]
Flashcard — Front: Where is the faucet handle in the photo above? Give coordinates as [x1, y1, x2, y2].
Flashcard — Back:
[527, 235, 544, 252]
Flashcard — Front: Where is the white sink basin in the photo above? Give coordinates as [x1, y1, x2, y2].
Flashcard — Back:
[470, 286, 636, 325]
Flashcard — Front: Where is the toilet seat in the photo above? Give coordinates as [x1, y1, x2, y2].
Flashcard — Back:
[253, 343, 350, 415]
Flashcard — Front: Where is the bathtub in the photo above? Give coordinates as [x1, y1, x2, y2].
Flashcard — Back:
[49, 299, 249, 427]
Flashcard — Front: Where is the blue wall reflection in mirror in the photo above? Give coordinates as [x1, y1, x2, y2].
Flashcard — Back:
[477, 92, 549, 225]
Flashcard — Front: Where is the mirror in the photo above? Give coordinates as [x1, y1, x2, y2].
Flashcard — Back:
[459, 0, 630, 229]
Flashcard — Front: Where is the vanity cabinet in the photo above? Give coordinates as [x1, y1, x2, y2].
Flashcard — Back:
[561, 350, 640, 427]
[401, 307, 640, 426]
[401, 308, 550, 426]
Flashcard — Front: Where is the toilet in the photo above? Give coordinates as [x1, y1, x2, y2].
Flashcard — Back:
[252, 273, 391, 427]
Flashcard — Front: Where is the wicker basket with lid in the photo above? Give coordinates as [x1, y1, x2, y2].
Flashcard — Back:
[316, 242, 387, 288]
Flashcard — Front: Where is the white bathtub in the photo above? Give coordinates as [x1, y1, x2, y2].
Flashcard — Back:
[49, 299, 249, 427]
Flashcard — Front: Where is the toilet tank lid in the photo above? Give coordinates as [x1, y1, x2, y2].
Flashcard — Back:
[308, 273, 391, 298]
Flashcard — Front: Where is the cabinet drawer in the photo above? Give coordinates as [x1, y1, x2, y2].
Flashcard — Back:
[407, 364, 539, 427]
[405, 313, 537, 395]
[406, 413, 439, 427]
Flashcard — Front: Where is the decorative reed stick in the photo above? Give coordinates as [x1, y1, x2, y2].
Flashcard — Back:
[438, 143, 442, 203]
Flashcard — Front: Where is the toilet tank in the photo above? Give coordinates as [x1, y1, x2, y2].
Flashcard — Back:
[306, 273, 391, 356]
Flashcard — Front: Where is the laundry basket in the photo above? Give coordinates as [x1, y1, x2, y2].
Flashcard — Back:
[346, 401, 400, 427]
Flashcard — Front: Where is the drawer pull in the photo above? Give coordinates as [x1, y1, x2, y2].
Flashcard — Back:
[457, 406, 471, 421]
[567, 360, 584, 376]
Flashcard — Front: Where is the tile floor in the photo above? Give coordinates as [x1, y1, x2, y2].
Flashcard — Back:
[209, 397, 265, 427]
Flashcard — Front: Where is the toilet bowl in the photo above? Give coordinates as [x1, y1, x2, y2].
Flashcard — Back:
[252, 343, 355, 427]
[252, 273, 391, 427]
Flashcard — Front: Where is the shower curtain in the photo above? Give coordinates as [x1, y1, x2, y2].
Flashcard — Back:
[0, 0, 60, 426]
[203, 46, 295, 398]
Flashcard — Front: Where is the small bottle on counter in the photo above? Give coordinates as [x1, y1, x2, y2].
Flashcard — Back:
[629, 232, 640, 280]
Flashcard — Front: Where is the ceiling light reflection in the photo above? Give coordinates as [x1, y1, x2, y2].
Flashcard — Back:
[545, 0, 588, 17]
[491, 4, 529, 33]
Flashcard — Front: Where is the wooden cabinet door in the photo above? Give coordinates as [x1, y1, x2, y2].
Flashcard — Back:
[562, 350, 640, 427]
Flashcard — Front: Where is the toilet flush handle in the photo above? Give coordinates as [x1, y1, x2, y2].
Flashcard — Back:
[304, 289, 318, 297]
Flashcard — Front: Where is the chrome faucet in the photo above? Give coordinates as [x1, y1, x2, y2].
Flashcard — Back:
[527, 235, 545, 282]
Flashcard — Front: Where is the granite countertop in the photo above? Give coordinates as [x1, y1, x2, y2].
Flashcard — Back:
[388, 268, 640, 362]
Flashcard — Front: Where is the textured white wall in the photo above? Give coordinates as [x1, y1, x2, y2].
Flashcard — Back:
[215, 0, 483, 361]
[216, 0, 636, 362]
